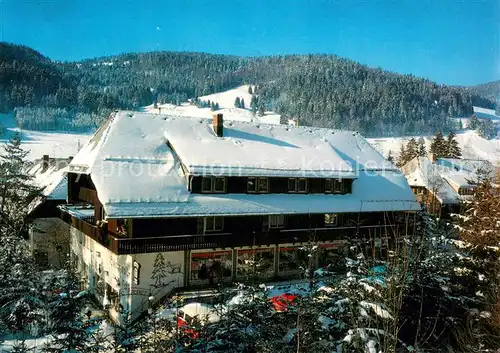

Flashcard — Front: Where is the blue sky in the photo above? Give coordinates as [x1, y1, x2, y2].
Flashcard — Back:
[1, 0, 498, 86]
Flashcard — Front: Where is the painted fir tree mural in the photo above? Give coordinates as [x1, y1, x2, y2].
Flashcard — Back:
[151, 253, 169, 288]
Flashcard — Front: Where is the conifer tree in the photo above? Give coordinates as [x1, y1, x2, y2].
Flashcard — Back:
[248, 85, 253, 95]
[257, 104, 265, 117]
[240, 98, 245, 109]
[478, 119, 496, 139]
[387, 150, 394, 164]
[0, 132, 40, 236]
[446, 132, 462, 158]
[405, 138, 419, 161]
[429, 131, 446, 159]
[417, 137, 426, 157]
[234, 97, 241, 108]
[468, 115, 479, 130]
[250, 95, 258, 113]
[396, 143, 407, 168]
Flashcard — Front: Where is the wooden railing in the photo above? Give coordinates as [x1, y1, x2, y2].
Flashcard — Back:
[108, 227, 380, 255]
[72, 215, 409, 255]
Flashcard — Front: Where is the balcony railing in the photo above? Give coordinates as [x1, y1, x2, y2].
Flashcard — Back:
[71, 215, 408, 255]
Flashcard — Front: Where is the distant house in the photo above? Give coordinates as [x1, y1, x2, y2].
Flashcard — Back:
[472, 106, 500, 121]
[401, 154, 494, 216]
[27, 155, 72, 268]
[60, 111, 420, 323]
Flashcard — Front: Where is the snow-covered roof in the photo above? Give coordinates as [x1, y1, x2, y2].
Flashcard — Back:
[28, 158, 71, 200]
[436, 158, 494, 176]
[402, 156, 494, 204]
[402, 157, 459, 204]
[473, 106, 500, 121]
[68, 110, 419, 217]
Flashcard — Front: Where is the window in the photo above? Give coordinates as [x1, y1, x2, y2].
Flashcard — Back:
[459, 187, 475, 196]
[204, 217, 224, 232]
[269, 215, 285, 229]
[325, 179, 343, 193]
[214, 177, 226, 192]
[201, 176, 226, 193]
[191, 251, 232, 281]
[202, 177, 212, 192]
[248, 177, 269, 193]
[325, 179, 333, 193]
[333, 179, 343, 193]
[133, 261, 141, 285]
[324, 213, 338, 226]
[237, 248, 275, 278]
[288, 178, 308, 193]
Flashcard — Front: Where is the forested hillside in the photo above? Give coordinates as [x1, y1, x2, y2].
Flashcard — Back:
[468, 80, 500, 101]
[0, 42, 495, 135]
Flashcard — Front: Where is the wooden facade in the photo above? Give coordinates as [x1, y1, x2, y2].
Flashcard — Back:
[66, 172, 413, 255]
[190, 175, 353, 194]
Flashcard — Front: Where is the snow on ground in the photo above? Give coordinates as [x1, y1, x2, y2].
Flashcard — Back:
[0, 112, 91, 161]
[200, 85, 254, 110]
[142, 85, 281, 125]
[368, 130, 500, 164]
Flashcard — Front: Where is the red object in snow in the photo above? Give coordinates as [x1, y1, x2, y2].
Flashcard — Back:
[270, 293, 297, 312]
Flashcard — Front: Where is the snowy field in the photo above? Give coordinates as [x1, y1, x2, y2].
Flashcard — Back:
[368, 130, 500, 164]
[0, 113, 91, 161]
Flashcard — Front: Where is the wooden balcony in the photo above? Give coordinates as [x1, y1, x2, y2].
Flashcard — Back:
[71, 214, 408, 255]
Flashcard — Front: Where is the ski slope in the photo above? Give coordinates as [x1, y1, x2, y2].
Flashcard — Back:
[143, 85, 282, 125]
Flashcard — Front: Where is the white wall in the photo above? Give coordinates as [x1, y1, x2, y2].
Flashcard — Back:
[129, 251, 184, 319]
[70, 227, 185, 322]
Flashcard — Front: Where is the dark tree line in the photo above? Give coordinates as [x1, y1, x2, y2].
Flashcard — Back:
[0, 42, 495, 135]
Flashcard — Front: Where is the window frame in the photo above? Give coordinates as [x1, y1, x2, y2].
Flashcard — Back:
[247, 177, 257, 193]
[325, 178, 333, 193]
[204, 216, 224, 233]
[201, 176, 227, 193]
[258, 177, 269, 193]
[333, 178, 343, 194]
[201, 177, 213, 193]
[132, 261, 141, 285]
[288, 178, 308, 193]
[269, 215, 285, 229]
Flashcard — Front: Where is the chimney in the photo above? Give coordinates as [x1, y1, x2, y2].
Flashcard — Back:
[42, 154, 49, 172]
[212, 113, 223, 137]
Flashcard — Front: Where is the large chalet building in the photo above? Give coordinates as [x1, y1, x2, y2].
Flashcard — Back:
[60, 111, 420, 322]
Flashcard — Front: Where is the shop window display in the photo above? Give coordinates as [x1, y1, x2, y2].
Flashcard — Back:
[278, 247, 309, 275]
[191, 251, 232, 283]
[237, 248, 275, 278]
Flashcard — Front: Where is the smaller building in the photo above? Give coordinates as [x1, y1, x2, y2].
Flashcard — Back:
[27, 155, 72, 268]
[402, 155, 494, 216]
[472, 106, 500, 121]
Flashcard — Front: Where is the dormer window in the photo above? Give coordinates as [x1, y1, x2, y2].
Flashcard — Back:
[201, 176, 226, 193]
[288, 178, 308, 193]
[325, 178, 343, 194]
[248, 177, 269, 193]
